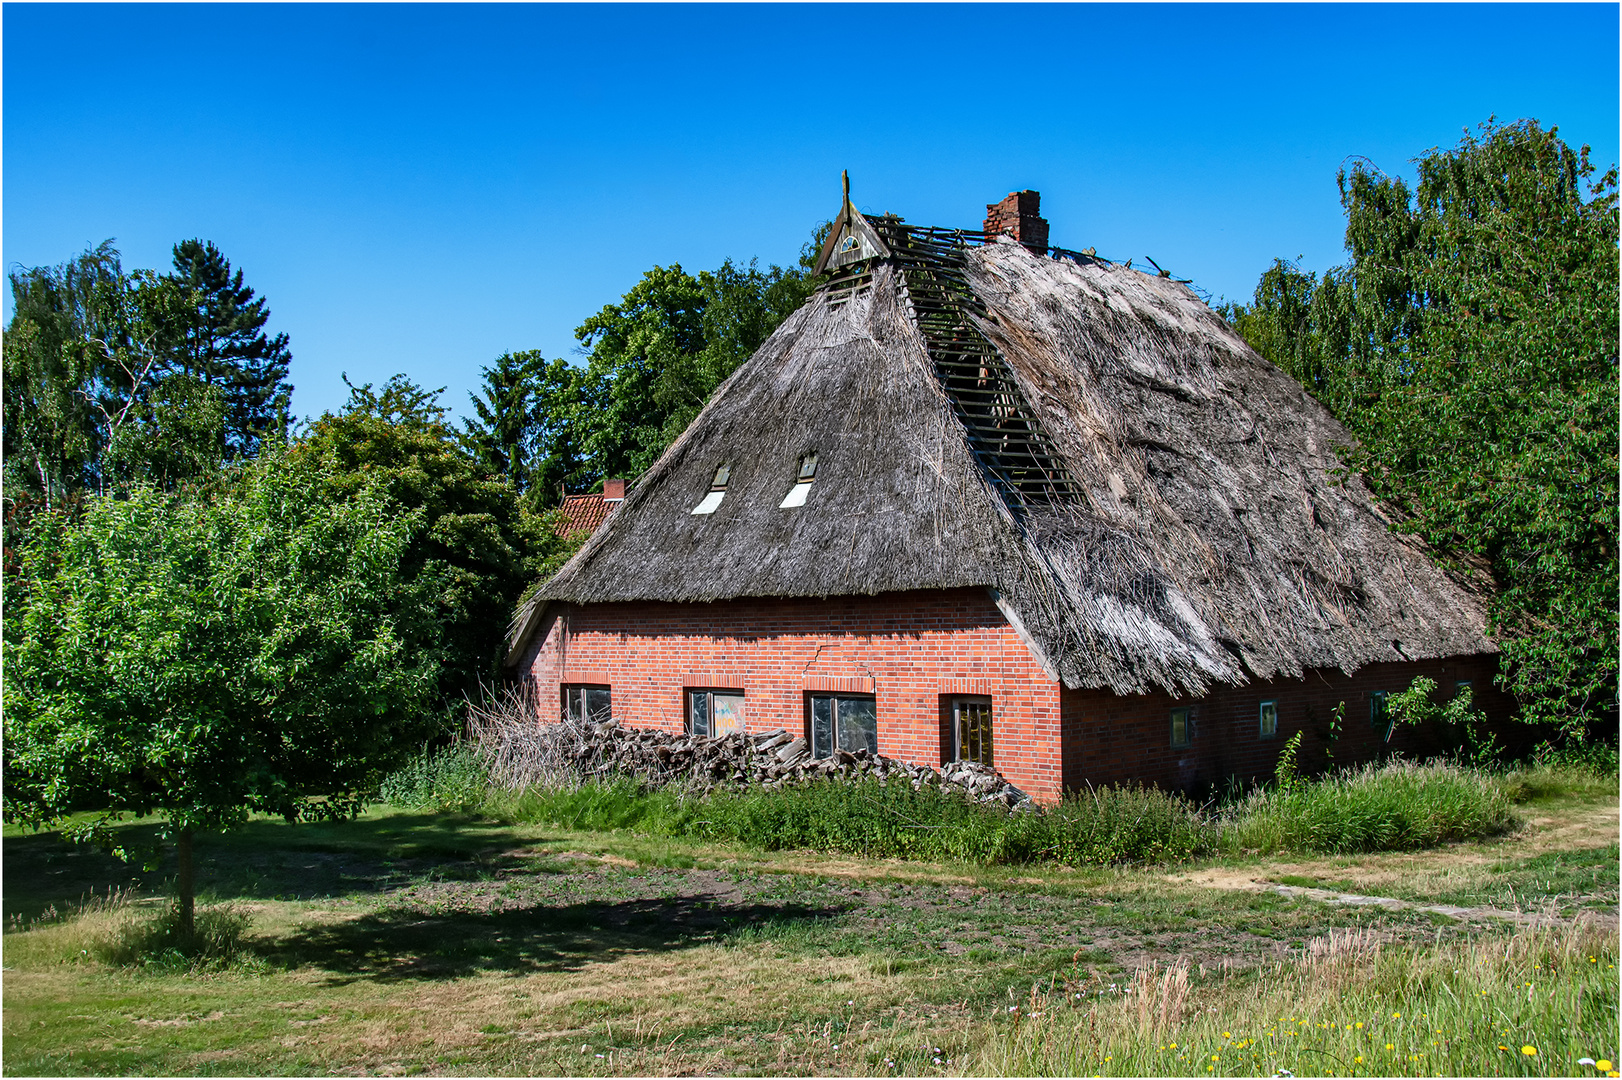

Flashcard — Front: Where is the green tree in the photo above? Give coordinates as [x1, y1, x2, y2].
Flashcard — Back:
[571, 256, 820, 484]
[3, 451, 440, 933]
[162, 239, 293, 459]
[461, 349, 551, 496]
[293, 375, 531, 703]
[1227, 119, 1619, 733]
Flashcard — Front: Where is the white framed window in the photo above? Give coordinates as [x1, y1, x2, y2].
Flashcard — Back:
[687, 689, 745, 738]
[808, 693, 877, 758]
[1170, 706, 1191, 748]
[948, 696, 994, 766]
[563, 684, 611, 725]
[1259, 700, 1278, 739]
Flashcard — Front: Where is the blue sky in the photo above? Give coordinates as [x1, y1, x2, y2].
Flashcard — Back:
[5, 3, 1617, 424]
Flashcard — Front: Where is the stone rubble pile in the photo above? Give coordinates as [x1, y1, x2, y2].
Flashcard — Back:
[562, 721, 1032, 809]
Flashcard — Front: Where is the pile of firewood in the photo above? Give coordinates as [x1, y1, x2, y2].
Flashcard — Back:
[556, 721, 1031, 808]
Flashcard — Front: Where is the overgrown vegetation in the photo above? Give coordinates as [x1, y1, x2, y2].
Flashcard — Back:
[386, 732, 1519, 867]
[1225, 759, 1518, 855]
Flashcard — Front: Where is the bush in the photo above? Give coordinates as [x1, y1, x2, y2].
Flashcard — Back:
[1228, 759, 1518, 854]
[378, 742, 489, 812]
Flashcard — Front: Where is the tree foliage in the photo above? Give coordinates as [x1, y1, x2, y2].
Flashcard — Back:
[292, 374, 537, 705]
[161, 239, 293, 460]
[1226, 119, 1619, 733]
[2, 450, 441, 928]
[3, 239, 291, 502]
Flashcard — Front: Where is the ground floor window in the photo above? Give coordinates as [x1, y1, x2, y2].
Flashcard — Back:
[688, 689, 745, 738]
[563, 684, 611, 725]
[1370, 689, 1390, 734]
[809, 694, 877, 758]
[948, 696, 994, 766]
[1258, 700, 1278, 739]
[1170, 706, 1191, 748]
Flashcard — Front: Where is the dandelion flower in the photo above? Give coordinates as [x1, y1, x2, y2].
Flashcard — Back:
[1388, 1044, 1396, 1051]
[1224, 1032, 1232, 1039]
[1355, 1022, 1363, 1029]
[1523, 1047, 1537, 1057]
[1599, 1061, 1614, 1073]
[1355, 1057, 1363, 1064]
[1392, 1013, 1401, 1019]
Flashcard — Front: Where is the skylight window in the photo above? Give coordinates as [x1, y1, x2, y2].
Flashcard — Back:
[691, 464, 730, 515]
[779, 453, 817, 508]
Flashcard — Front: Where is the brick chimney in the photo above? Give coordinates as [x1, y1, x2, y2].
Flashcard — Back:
[602, 478, 625, 502]
[983, 190, 1049, 252]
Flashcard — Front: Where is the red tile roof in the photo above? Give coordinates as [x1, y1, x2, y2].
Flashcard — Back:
[555, 493, 617, 537]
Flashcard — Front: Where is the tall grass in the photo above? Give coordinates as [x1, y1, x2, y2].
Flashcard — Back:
[4, 888, 255, 973]
[968, 921, 1619, 1077]
[489, 776, 1213, 865]
[1227, 759, 1518, 854]
[418, 748, 1526, 865]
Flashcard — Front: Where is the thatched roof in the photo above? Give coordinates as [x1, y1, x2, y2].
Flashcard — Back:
[508, 210, 1494, 697]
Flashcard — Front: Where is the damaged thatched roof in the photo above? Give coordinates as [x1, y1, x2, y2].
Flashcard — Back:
[508, 207, 1494, 697]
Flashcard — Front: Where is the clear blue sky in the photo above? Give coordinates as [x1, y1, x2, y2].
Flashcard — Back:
[5, 3, 1617, 424]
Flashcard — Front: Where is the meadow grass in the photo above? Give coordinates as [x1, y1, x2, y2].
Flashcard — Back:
[3, 780, 1616, 1077]
[970, 920, 1620, 1078]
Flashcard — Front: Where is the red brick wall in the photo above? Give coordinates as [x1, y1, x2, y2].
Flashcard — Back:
[518, 588, 1515, 803]
[1060, 654, 1515, 795]
[518, 588, 1068, 802]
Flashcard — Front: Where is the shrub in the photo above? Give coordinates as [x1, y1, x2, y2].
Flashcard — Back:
[1229, 758, 1518, 854]
[378, 742, 489, 812]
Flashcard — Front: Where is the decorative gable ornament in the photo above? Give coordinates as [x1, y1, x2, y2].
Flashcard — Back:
[812, 170, 892, 275]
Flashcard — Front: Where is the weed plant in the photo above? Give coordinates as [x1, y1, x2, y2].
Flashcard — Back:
[379, 742, 489, 812]
[1225, 759, 1518, 855]
[970, 921, 1619, 1078]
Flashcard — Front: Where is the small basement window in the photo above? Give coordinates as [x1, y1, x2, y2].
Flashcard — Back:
[948, 696, 994, 766]
[688, 689, 745, 738]
[1170, 706, 1191, 748]
[563, 684, 611, 725]
[1258, 700, 1278, 739]
[691, 463, 730, 515]
[809, 693, 878, 758]
[779, 453, 818, 508]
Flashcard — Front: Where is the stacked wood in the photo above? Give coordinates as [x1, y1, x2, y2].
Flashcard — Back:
[484, 714, 1031, 808]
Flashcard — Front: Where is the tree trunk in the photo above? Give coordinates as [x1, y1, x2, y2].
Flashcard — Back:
[176, 827, 195, 938]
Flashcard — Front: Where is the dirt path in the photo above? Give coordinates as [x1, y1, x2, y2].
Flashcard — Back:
[1166, 799, 1620, 928]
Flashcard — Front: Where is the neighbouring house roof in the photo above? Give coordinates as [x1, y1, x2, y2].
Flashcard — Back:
[507, 199, 1495, 697]
[555, 493, 613, 537]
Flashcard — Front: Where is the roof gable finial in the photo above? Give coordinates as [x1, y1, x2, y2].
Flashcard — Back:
[814, 169, 891, 276]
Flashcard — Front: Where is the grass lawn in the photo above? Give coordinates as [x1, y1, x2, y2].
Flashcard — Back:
[4, 771, 1617, 1076]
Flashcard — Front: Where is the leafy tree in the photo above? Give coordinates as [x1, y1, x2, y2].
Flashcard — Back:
[293, 375, 532, 702]
[3, 452, 440, 933]
[570, 255, 821, 484]
[1227, 119, 1619, 734]
[3, 242, 183, 501]
[161, 239, 293, 459]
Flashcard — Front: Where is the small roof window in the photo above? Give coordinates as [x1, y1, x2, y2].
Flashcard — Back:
[780, 453, 818, 508]
[692, 462, 730, 515]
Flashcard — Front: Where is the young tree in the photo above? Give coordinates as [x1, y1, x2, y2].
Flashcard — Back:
[1227, 119, 1619, 733]
[162, 239, 293, 459]
[3, 452, 441, 933]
